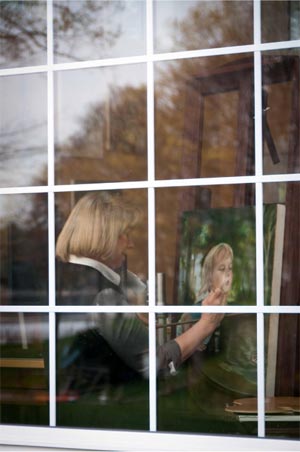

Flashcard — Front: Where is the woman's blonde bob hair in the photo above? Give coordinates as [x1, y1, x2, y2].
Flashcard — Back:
[198, 242, 233, 296]
[56, 191, 141, 263]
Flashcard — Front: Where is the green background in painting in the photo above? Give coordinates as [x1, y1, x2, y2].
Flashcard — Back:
[178, 206, 257, 305]
[178, 205, 281, 306]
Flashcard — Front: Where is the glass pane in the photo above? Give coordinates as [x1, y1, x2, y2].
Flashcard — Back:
[55, 65, 147, 184]
[55, 189, 149, 428]
[0, 73, 48, 188]
[262, 1, 300, 43]
[56, 313, 149, 429]
[53, 1, 146, 63]
[157, 313, 257, 435]
[262, 49, 300, 175]
[155, 54, 254, 180]
[264, 182, 300, 306]
[156, 185, 256, 307]
[0, 193, 48, 305]
[265, 314, 300, 440]
[0, 1, 47, 69]
[55, 189, 148, 306]
[154, 0, 253, 53]
[0, 313, 49, 425]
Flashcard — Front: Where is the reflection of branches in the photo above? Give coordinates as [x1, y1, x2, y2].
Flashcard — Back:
[171, 1, 252, 50]
[54, 1, 122, 58]
[0, 1, 46, 61]
[0, 121, 46, 138]
[0, 145, 45, 161]
[0, 1, 123, 63]
[0, 118, 46, 166]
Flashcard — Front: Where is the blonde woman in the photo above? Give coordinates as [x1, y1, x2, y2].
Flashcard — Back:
[56, 191, 227, 377]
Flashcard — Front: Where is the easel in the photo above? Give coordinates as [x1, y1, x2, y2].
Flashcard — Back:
[174, 54, 300, 397]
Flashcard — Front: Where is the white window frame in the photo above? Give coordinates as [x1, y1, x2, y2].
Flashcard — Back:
[0, 1, 300, 450]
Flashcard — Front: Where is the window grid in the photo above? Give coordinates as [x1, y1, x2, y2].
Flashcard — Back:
[253, 0, 265, 428]
[0, 0, 299, 450]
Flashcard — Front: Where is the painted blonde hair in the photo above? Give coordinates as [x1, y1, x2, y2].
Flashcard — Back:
[198, 243, 233, 296]
[56, 191, 141, 263]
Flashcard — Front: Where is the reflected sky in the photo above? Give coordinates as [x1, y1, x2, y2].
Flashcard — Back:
[0, 73, 47, 188]
[154, 0, 253, 53]
[54, 64, 147, 183]
[53, 0, 146, 62]
[55, 64, 146, 145]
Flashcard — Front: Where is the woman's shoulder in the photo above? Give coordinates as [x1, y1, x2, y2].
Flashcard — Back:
[56, 260, 117, 305]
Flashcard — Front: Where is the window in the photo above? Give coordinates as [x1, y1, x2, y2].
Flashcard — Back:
[0, 1, 299, 450]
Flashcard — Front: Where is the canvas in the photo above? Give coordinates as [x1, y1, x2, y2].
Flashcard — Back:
[177, 204, 285, 306]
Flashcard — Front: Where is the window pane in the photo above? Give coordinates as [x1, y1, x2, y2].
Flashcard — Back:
[155, 54, 254, 180]
[56, 313, 149, 429]
[0, 73, 48, 188]
[262, 49, 300, 175]
[53, 1, 146, 63]
[157, 313, 257, 435]
[0, 313, 49, 425]
[55, 189, 149, 429]
[265, 314, 300, 440]
[154, 0, 253, 53]
[55, 65, 147, 184]
[264, 182, 300, 306]
[156, 185, 256, 307]
[262, 1, 300, 43]
[55, 190, 148, 305]
[0, 1, 47, 69]
[0, 194, 48, 305]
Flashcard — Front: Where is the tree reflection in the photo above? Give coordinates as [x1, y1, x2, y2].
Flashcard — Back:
[0, 1, 123, 65]
[55, 83, 147, 184]
[154, 0, 253, 53]
[0, 1, 47, 66]
[0, 72, 47, 188]
[53, 1, 123, 61]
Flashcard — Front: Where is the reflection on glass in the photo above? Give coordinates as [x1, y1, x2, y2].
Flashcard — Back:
[0, 313, 49, 425]
[55, 190, 149, 428]
[0, 73, 48, 188]
[0, 1, 47, 69]
[53, 0, 146, 63]
[262, 50, 300, 175]
[0, 193, 48, 305]
[154, 0, 253, 53]
[262, 1, 300, 43]
[155, 185, 256, 306]
[264, 182, 300, 306]
[157, 313, 257, 435]
[155, 54, 254, 180]
[56, 313, 149, 429]
[265, 314, 300, 439]
[55, 65, 147, 184]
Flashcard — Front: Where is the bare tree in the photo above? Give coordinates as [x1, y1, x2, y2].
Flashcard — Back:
[0, 0, 123, 64]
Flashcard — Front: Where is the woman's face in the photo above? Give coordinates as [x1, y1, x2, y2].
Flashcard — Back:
[107, 231, 134, 269]
[211, 253, 233, 293]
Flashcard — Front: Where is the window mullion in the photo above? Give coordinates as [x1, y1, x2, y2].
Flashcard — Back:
[146, 0, 157, 433]
[47, 0, 56, 427]
[254, 0, 266, 438]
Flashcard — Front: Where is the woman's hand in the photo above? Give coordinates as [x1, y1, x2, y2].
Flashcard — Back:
[201, 288, 227, 334]
[175, 288, 227, 362]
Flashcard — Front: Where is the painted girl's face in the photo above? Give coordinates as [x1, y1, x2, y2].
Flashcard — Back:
[211, 253, 233, 293]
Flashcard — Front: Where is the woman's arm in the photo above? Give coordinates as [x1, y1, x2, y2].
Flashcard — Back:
[174, 288, 226, 362]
